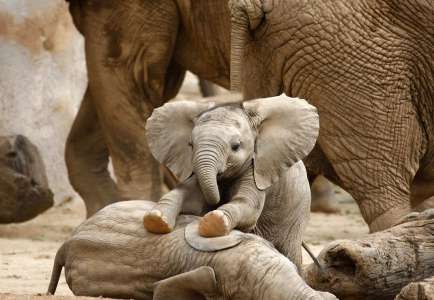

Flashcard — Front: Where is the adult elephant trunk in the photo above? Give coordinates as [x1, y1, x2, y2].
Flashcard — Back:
[193, 144, 224, 206]
[229, 0, 266, 92]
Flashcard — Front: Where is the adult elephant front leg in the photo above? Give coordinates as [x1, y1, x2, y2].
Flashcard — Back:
[228, 0, 426, 232]
[65, 87, 120, 217]
[79, 1, 184, 203]
[316, 94, 425, 232]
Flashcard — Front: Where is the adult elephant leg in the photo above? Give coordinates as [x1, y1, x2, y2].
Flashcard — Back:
[310, 175, 340, 214]
[411, 167, 434, 210]
[81, 1, 183, 201]
[65, 87, 119, 217]
[198, 79, 219, 97]
[318, 98, 425, 232]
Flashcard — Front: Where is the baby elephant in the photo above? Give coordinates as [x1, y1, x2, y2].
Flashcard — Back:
[47, 200, 336, 300]
[143, 94, 319, 267]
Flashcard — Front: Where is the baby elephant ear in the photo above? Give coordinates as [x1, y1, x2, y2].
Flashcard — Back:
[146, 101, 213, 181]
[243, 94, 319, 190]
[185, 221, 244, 252]
[153, 266, 218, 300]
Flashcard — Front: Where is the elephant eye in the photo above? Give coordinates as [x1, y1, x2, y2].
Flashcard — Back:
[6, 151, 17, 158]
[231, 142, 241, 152]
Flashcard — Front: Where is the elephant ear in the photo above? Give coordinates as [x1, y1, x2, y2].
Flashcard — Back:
[243, 94, 319, 190]
[185, 221, 244, 252]
[153, 266, 219, 300]
[146, 101, 214, 181]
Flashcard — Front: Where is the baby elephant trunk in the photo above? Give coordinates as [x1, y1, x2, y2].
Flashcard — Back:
[193, 144, 223, 206]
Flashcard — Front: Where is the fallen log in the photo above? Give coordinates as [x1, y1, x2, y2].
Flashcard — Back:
[304, 212, 434, 300]
[0, 135, 53, 223]
[395, 276, 434, 300]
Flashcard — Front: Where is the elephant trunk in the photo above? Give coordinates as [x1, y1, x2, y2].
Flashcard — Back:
[193, 143, 224, 205]
[229, 0, 265, 92]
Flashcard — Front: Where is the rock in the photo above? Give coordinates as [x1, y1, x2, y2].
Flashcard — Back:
[0, 135, 53, 223]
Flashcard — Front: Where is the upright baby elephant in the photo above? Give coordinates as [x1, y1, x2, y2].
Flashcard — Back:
[143, 94, 319, 267]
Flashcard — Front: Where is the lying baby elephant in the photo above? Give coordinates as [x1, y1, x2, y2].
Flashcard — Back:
[143, 94, 319, 267]
[47, 200, 336, 300]
[0, 135, 53, 223]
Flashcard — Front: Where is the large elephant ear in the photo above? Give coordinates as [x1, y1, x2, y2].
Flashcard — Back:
[153, 266, 219, 300]
[146, 101, 213, 181]
[243, 94, 319, 190]
[185, 221, 244, 252]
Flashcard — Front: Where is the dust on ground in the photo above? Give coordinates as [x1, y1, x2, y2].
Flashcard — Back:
[0, 188, 368, 296]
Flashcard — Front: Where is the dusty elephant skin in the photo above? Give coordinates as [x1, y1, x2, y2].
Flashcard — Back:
[229, 0, 434, 232]
[65, 0, 434, 231]
[0, 135, 53, 223]
[144, 95, 318, 268]
[47, 200, 336, 300]
[143, 95, 318, 269]
[64, 0, 234, 218]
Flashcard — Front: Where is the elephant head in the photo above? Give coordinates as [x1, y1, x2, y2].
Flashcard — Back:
[146, 94, 319, 205]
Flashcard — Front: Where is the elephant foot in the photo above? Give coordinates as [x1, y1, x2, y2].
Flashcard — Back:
[310, 176, 340, 214]
[369, 205, 411, 232]
[394, 208, 434, 226]
[143, 209, 173, 234]
[199, 210, 230, 237]
[310, 196, 340, 214]
[412, 196, 434, 212]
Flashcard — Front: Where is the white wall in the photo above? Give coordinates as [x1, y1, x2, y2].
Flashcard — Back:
[0, 0, 87, 203]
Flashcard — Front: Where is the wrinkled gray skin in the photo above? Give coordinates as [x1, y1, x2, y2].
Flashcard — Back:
[143, 95, 318, 268]
[47, 200, 336, 300]
[65, 0, 434, 232]
[229, 0, 434, 232]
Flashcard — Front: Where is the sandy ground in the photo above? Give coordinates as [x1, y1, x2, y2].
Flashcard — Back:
[0, 188, 368, 296]
[0, 74, 369, 295]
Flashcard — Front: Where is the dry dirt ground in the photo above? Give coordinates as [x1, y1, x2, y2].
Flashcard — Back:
[0, 189, 368, 296]
[0, 75, 368, 296]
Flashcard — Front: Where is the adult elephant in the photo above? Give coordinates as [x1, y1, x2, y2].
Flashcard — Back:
[229, 0, 434, 231]
[65, 0, 234, 217]
[65, 0, 434, 232]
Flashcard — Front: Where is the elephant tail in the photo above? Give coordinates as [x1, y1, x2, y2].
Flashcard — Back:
[47, 243, 66, 295]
